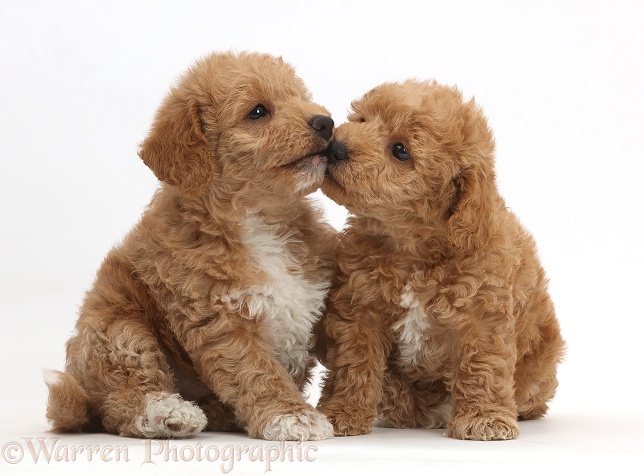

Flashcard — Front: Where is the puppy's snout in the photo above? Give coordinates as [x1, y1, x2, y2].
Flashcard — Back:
[326, 141, 349, 164]
[308, 115, 334, 141]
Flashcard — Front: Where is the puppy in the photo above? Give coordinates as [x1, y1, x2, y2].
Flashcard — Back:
[315, 80, 565, 440]
[45, 51, 337, 440]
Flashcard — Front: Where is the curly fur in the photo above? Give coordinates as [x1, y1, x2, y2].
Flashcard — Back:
[45, 51, 337, 440]
[315, 80, 565, 441]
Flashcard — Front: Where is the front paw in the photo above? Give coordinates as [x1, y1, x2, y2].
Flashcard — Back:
[319, 403, 374, 436]
[449, 412, 519, 441]
[261, 410, 334, 441]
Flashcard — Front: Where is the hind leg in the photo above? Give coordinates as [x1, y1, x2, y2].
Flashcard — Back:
[380, 371, 451, 429]
[74, 318, 206, 438]
[515, 365, 559, 420]
[124, 391, 206, 438]
[515, 344, 563, 420]
[198, 394, 241, 432]
[54, 251, 206, 438]
[514, 299, 565, 420]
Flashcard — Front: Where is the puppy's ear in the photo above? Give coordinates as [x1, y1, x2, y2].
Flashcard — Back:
[138, 92, 214, 196]
[446, 164, 497, 254]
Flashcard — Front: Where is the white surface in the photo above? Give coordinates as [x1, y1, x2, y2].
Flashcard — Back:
[1, 0, 643, 473]
[0, 412, 641, 474]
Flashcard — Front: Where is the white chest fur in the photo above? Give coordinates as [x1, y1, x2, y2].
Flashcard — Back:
[392, 283, 431, 368]
[225, 215, 329, 376]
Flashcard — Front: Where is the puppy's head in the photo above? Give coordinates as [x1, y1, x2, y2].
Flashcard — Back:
[139, 51, 333, 207]
[323, 80, 498, 253]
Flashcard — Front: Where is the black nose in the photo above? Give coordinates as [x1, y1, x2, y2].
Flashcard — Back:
[326, 141, 349, 164]
[308, 115, 334, 141]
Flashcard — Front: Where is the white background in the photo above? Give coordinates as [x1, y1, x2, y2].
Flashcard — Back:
[1, 0, 643, 473]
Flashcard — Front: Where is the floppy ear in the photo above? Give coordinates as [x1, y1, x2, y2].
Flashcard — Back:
[446, 164, 497, 254]
[138, 92, 214, 196]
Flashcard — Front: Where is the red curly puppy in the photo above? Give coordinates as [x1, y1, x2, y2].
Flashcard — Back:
[315, 80, 565, 440]
[45, 51, 337, 440]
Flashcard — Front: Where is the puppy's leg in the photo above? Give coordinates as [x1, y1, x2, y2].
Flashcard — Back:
[198, 394, 241, 432]
[131, 391, 206, 438]
[448, 309, 519, 441]
[514, 292, 565, 420]
[72, 318, 206, 438]
[316, 300, 392, 436]
[178, 316, 332, 441]
[292, 355, 316, 393]
[380, 372, 451, 429]
[68, 253, 207, 438]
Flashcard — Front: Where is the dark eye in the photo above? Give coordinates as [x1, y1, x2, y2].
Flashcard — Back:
[247, 104, 269, 120]
[392, 142, 410, 161]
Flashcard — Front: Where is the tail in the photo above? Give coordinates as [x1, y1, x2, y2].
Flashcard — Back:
[43, 369, 90, 432]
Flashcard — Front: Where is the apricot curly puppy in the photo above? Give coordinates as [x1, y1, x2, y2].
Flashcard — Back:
[315, 80, 565, 440]
[45, 51, 337, 440]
